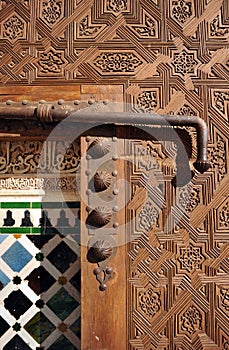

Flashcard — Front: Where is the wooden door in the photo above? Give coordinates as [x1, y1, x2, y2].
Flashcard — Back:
[80, 125, 228, 350]
[0, 0, 228, 348]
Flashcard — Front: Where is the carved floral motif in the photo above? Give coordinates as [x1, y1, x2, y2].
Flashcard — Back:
[220, 288, 229, 312]
[179, 186, 200, 212]
[213, 91, 229, 115]
[42, 176, 78, 191]
[173, 50, 198, 75]
[2, 15, 25, 41]
[210, 15, 229, 37]
[41, 0, 63, 26]
[223, 340, 229, 350]
[136, 144, 164, 171]
[79, 16, 101, 36]
[179, 245, 204, 272]
[178, 104, 197, 116]
[208, 135, 226, 182]
[171, 0, 192, 24]
[139, 202, 159, 231]
[219, 201, 229, 228]
[94, 52, 142, 73]
[137, 91, 158, 112]
[180, 305, 202, 334]
[134, 15, 156, 37]
[106, 0, 128, 13]
[38, 49, 66, 74]
[138, 288, 161, 317]
[0, 1, 8, 9]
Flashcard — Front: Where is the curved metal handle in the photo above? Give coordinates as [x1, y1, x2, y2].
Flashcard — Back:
[0, 105, 211, 173]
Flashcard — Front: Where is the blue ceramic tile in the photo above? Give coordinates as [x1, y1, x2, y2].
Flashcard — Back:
[0, 235, 7, 243]
[2, 241, 33, 272]
[0, 269, 10, 288]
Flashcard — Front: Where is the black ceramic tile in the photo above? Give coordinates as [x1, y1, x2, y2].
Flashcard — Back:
[24, 312, 56, 344]
[4, 290, 33, 320]
[25, 266, 56, 295]
[13, 276, 22, 285]
[56, 210, 70, 227]
[20, 210, 33, 227]
[35, 299, 45, 309]
[3, 210, 15, 226]
[26, 235, 55, 249]
[39, 210, 53, 228]
[47, 335, 77, 350]
[0, 315, 10, 337]
[3, 335, 32, 350]
[47, 241, 78, 273]
[47, 287, 79, 321]
[70, 317, 81, 339]
[69, 270, 81, 292]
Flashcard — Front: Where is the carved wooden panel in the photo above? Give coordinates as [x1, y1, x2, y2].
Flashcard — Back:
[0, 0, 228, 349]
[125, 133, 229, 350]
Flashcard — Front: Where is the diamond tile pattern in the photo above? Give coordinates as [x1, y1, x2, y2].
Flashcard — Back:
[2, 241, 32, 272]
[0, 201, 81, 349]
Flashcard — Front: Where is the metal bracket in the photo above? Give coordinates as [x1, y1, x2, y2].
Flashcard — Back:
[93, 262, 113, 292]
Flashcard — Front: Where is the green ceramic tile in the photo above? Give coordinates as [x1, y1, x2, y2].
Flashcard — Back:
[70, 317, 81, 339]
[42, 202, 62, 208]
[65, 202, 80, 208]
[24, 312, 55, 344]
[31, 228, 42, 234]
[1, 202, 31, 209]
[0, 228, 30, 234]
[47, 287, 79, 321]
[31, 202, 42, 209]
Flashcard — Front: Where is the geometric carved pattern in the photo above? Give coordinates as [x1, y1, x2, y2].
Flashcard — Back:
[126, 132, 228, 349]
[0, 0, 228, 348]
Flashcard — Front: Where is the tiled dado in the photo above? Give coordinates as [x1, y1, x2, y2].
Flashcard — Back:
[0, 202, 81, 350]
[0, 202, 80, 235]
